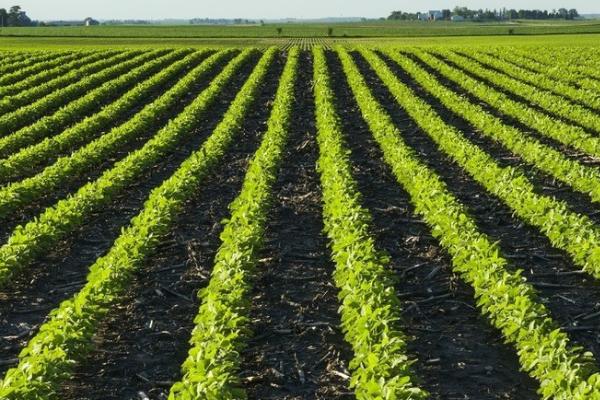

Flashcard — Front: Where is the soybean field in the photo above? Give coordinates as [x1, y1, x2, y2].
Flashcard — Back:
[1, 44, 600, 400]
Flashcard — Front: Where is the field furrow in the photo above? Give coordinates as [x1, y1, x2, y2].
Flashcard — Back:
[0, 50, 181, 158]
[438, 49, 600, 135]
[340, 46, 600, 399]
[517, 48, 600, 82]
[382, 49, 600, 204]
[312, 46, 427, 400]
[59, 49, 284, 400]
[463, 48, 600, 110]
[362, 48, 600, 297]
[0, 51, 132, 113]
[410, 49, 600, 160]
[0, 50, 155, 135]
[0, 51, 85, 86]
[168, 47, 294, 399]
[0, 49, 255, 288]
[328, 48, 541, 399]
[0, 49, 214, 184]
[484, 48, 600, 94]
[0, 48, 273, 398]
[0, 43, 599, 400]
[0, 50, 119, 99]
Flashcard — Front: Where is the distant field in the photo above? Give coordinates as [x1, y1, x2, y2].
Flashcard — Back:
[2, 32, 600, 50]
[1, 19, 600, 39]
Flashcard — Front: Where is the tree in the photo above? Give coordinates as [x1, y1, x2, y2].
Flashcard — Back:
[0, 8, 7, 27]
[568, 9, 579, 19]
[327, 27, 333, 36]
[558, 8, 568, 19]
[388, 10, 418, 20]
[442, 9, 451, 20]
[276, 27, 282, 35]
[6, 5, 32, 27]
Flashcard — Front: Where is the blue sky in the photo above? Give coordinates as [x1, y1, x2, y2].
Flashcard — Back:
[7, 0, 600, 20]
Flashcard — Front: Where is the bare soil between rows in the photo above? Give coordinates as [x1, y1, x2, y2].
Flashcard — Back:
[0, 52, 260, 378]
[327, 50, 539, 399]
[240, 52, 354, 400]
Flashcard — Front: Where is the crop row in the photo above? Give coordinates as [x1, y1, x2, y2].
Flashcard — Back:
[0, 48, 203, 184]
[0, 51, 87, 86]
[345, 46, 600, 399]
[384, 50, 600, 204]
[0, 50, 229, 238]
[0, 51, 35, 72]
[311, 46, 427, 400]
[461, 48, 600, 111]
[438, 50, 600, 134]
[370, 48, 600, 303]
[517, 47, 600, 81]
[482, 48, 600, 95]
[0, 50, 156, 136]
[0, 50, 118, 98]
[169, 46, 294, 399]
[0, 50, 137, 116]
[411, 49, 600, 159]
[0, 49, 255, 289]
[0, 51, 182, 159]
[0, 47, 274, 400]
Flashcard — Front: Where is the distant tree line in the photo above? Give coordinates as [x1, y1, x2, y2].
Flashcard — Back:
[189, 18, 258, 25]
[388, 6, 579, 21]
[0, 5, 34, 27]
[99, 20, 149, 25]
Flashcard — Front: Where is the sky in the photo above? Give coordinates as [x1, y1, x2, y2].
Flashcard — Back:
[4, 0, 600, 20]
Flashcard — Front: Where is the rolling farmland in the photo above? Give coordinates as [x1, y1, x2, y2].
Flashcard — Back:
[0, 44, 600, 400]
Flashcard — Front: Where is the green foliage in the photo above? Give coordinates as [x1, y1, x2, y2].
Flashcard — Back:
[440, 49, 600, 135]
[0, 51, 47, 73]
[404, 48, 600, 279]
[0, 49, 216, 187]
[0, 49, 160, 135]
[515, 46, 600, 82]
[0, 47, 270, 399]
[0, 49, 254, 288]
[0, 51, 83, 86]
[313, 46, 427, 400]
[413, 49, 600, 159]
[460, 48, 600, 111]
[490, 48, 600, 94]
[353, 46, 600, 399]
[0, 50, 181, 159]
[168, 46, 297, 399]
[0, 50, 122, 111]
[385, 49, 600, 204]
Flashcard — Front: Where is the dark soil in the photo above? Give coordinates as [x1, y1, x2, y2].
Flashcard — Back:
[378, 50, 600, 226]
[0, 50, 165, 139]
[326, 50, 540, 399]
[57, 54, 285, 399]
[432, 51, 600, 138]
[400, 50, 600, 169]
[349, 49, 600, 392]
[0, 52, 261, 378]
[3, 50, 218, 184]
[240, 53, 354, 400]
[455, 49, 599, 113]
[0, 50, 241, 242]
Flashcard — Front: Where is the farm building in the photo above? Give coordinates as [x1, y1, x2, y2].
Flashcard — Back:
[428, 10, 444, 20]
